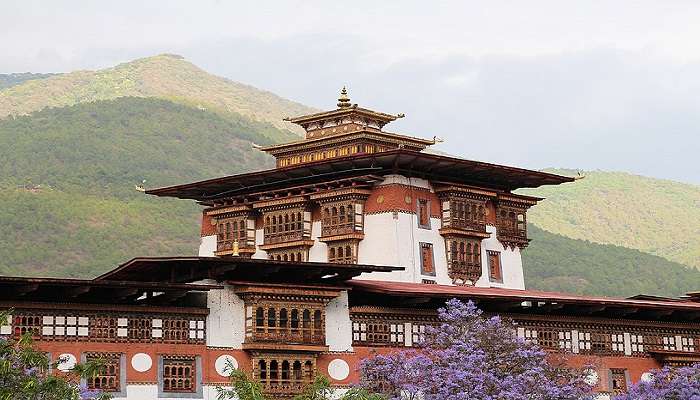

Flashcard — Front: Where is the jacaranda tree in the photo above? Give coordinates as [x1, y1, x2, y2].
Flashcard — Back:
[0, 310, 110, 400]
[357, 299, 595, 400]
[614, 364, 700, 400]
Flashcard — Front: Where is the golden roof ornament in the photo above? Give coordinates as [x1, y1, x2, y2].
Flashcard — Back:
[232, 239, 240, 257]
[337, 86, 351, 108]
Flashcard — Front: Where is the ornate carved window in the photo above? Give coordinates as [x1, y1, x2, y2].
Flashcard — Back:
[85, 352, 121, 392]
[267, 247, 308, 262]
[245, 304, 325, 345]
[417, 199, 431, 229]
[264, 210, 304, 244]
[440, 196, 487, 232]
[420, 243, 435, 276]
[321, 203, 357, 237]
[253, 354, 316, 396]
[328, 241, 357, 264]
[610, 369, 628, 395]
[214, 213, 255, 255]
[488, 250, 502, 282]
[445, 237, 482, 284]
[162, 356, 196, 393]
[495, 198, 533, 248]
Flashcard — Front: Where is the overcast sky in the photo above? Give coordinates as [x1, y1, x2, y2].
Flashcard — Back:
[2, 1, 699, 184]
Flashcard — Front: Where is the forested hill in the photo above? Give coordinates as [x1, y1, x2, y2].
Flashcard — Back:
[523, 225, 700, 297]
[0, 54, 314, 135]
[0, 73, 59, 90]
[520, 170, 700, 270]
[0, 97, 275, 277]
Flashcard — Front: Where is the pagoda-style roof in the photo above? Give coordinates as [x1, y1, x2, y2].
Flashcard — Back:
[283, 86, 403, 132]
[284, 106, 401, 129]
[0, 275, 220, 307]
[95, 256, 403, 285]
[146, 149, 574, 202]
[348, 280, 700, 322]
[259, 129, 435, 154]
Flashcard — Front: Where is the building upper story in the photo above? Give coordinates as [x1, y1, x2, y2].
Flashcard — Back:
[147, 89, 574, 290]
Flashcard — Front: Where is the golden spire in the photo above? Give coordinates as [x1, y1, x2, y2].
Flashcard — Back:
[337, 86, 351, 108]
[232, 239, 240, 257]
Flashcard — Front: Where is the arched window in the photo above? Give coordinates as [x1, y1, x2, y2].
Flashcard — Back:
[345, 246, 352, 260]
[304, 361, 313, 381]
[291, 309, 299, 332]
[259, 360, 267, 381]
[279, 309, 288, 328]
[313, 310, 322, 331]
[337, 246, 344, 258]
[293, 361, 302, 381]
[269, 360, 279, 385]
[282, 360, 290, 382]
[268, 308, 276, 328]
[256, 307, 265, 332]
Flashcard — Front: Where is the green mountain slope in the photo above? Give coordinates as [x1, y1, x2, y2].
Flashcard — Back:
[0, 54, 314, 136]
[0, 73, 59, 90]
[523, 225, 700, 297]
[0, 97, 277, 277]
[521, 170, 700, 270]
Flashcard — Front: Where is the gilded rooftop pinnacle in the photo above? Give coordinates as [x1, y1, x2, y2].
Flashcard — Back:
[337, 86, 351, 108]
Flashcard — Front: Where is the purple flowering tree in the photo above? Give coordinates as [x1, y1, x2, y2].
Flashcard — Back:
[614, 364, 700, 400]
[358, 299, 594, 400]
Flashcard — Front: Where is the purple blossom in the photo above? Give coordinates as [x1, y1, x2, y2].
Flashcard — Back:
[358, 299, 595, 400]
[614, 363, 700, 400]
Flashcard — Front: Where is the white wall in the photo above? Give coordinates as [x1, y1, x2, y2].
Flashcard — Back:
[356, 212, 450, 284]
[325, 291, 353, 351]
[198, 235, 217, 257]
[116, 385, 228, 400]
[476, 225, 525, 289]
[205, 283, 246, 349]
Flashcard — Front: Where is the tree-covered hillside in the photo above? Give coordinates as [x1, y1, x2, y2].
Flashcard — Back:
[0, 54, 314, 136]
[521, 170, 700, 270]
[523, 225, 700, 297]
[0, 97, 277, 277]
[0, 73, 59, 90]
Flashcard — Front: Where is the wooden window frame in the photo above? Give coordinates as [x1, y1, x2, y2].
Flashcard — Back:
[417, 199, 431, 229]
[159, 356, 200, 396]
[487, 250, 503, 283]
[420, 242, 436, 276]
[82, 352, 124, 395]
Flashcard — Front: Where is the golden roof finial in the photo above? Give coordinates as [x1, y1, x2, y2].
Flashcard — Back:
[337, 86, 351, 108]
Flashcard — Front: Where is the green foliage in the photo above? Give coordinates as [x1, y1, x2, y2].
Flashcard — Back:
[216, 364, 267, 400]
[0, 97, 279, 277]
[0, 310, 111, 400]
[292, 375, 335, 400]
[520, 170, 700, 269]
[524, 224, 700, 297]
[0, 73, 59, 90]
[0, 54, 314, 136]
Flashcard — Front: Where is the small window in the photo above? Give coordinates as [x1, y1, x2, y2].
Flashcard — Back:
[610, 369, 628, 394]
[85, 352, 122, 393]
[417, 199, 431, 229]
[162, 357, 196, 393]
[488, 250, 502, 282]
[420, 243, 435, 276]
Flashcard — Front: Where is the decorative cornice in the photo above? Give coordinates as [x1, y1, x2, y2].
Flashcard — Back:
[439, 227, 491, 239]
[258, 239, 315, 251]
[309, 188, 373, 201]
[318, 233, 365, 243]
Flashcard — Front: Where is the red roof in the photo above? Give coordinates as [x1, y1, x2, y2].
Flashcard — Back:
[348, 280, 700, 311]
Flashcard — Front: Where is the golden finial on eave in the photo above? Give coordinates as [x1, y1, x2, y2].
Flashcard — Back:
[337, 86, 351, 108]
